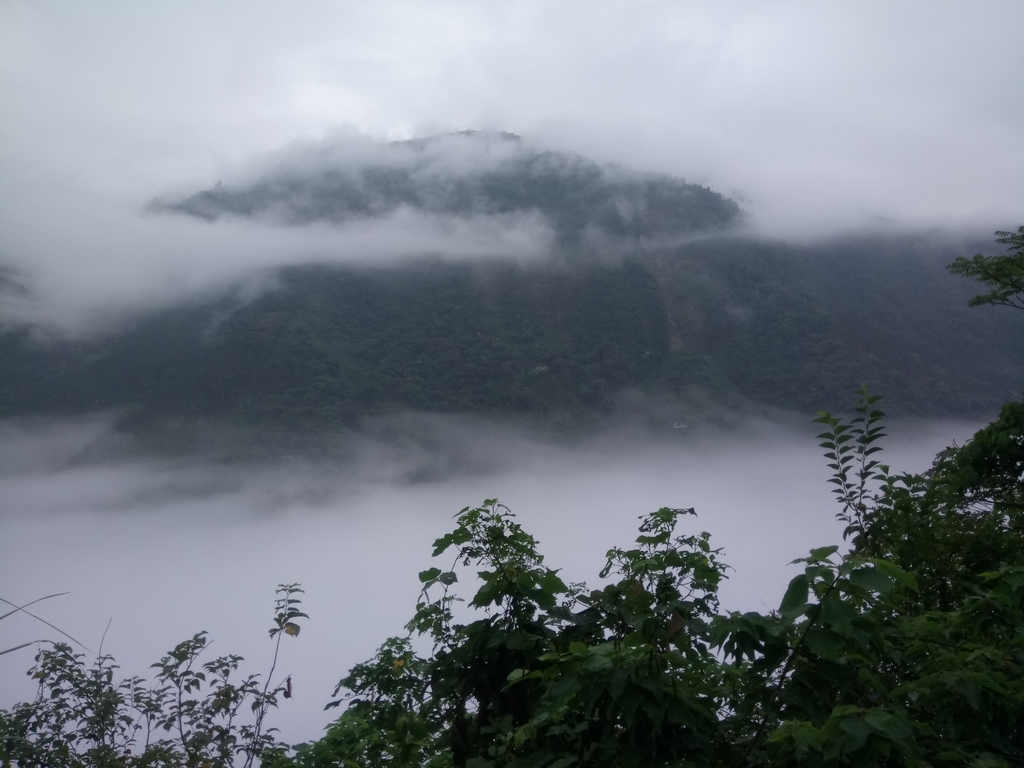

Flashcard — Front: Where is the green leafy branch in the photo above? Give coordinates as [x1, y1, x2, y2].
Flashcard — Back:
[947, 225, 1024, 311]
[814, 385, 891, 551]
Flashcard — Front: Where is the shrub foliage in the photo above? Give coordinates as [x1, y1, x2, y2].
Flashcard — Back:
[271, 387, 1022, 768]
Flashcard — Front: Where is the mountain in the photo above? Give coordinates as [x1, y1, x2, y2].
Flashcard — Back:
[152, 131, 741, 244]
[2, 237, 1022, 433]
[2, 134, 1022, 441]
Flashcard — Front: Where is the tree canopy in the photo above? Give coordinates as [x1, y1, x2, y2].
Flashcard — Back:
[947, 226, 1024, 311]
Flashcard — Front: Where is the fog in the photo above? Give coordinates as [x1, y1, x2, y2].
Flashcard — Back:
[1, 413, 980, 744]
[3, 1, 1023, 332]
[0, 1, 1017, 749]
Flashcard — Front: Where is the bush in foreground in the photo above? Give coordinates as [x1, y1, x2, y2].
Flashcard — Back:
[269, 389, 1022, 768]
[3, 388, 1021, 768]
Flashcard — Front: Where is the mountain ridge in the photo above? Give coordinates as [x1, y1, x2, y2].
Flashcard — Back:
[151, 131, 742, 245]
[2, 234, 1021, 438]
[2, 135, 1022, 442]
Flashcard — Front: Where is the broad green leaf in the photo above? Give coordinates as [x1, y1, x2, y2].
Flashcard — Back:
[849, 566, 894, 594]
[419, 567, 442, 583]
[780, 574, 809, 621]
[809, 546, 839, 562]
[869, 559, 919, 592]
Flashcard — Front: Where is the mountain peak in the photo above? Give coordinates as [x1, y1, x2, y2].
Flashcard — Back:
[150, 133, 741, 243]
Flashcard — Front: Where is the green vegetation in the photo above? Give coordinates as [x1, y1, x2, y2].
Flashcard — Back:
[1, 234, 1022, 442]
[6, 137, 1023, 436]
[155, 132, 741, 244]
[947, 226, 1024, 311]
[0, 586, 306, 768]
[1, 228, 1022, 766]
[2, 388, 1021, 767]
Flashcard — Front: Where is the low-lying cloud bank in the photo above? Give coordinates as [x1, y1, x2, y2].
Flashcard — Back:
[0, 410, 980, 744]
[0, 192, 557, 337]
[1, 126, 1011, 339]
[1, 129, 743, 335]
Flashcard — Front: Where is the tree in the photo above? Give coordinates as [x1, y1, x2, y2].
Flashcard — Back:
[270, 224, 1024, 767]
[268, 403, 1022, 767]
[267, 377, 1021, 767]
[947, 226, 1024, 311]
[0, 585, 306, 768]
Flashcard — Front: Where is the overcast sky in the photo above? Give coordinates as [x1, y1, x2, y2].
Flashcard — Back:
[1, 0, 1022, 330]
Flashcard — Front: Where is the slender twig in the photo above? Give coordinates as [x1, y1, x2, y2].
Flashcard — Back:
[243, 631, 284, 768]
[0, 592, 70, 622]
[97, 617, 113, 659]
[0, 640, 42, 656]
[0, 594, 91, 652]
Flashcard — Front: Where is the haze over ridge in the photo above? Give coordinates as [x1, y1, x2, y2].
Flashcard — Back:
[1, 4, 1022, 752]
[2, 1, 1023, 332]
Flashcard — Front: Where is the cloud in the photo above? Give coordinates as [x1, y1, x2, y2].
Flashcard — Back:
[1, 0, 1022, 329]
[0, 409, 979, 743]
[0, 175, 557, 335]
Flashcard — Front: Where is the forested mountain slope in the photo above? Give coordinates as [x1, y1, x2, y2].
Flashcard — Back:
[152, 131, 741, 244]
[1, 233, 1021, 433]
[2, 134, 1021, 434]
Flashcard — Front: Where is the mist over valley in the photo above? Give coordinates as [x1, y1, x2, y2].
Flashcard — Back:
[0, 409, 982, 744]
[3, 133, 1022, 444]
[2, 3, 1023, 760]
[1, 129, 1021, 751]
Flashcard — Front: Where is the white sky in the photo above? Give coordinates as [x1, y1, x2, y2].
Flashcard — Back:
[1, 0, 1023, 327]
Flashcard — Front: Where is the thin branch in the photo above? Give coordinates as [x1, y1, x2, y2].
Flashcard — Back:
[0, 640, 43, 656]
[98, 617, 114, 659]
[0, 594, 91, 652]
[0, 592, 70, 622]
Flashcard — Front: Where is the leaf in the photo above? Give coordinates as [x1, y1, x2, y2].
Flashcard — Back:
[780, 574, 809, 621]
[808, 546, 839, 562]
[284, 623, 300, 637]
[847, 566, 894, 595]
[419, 567, 442, 583]
[869, 559, 918, 592]
[636, 532, 670, 545]
[438, 571, 458, 586]
[541, 570, 568, 595]
[803, 627, 846, 657]
[819, 593, 857, 631]
[838, 714, 873, 751]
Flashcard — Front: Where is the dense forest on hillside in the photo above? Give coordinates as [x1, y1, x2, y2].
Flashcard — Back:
[1, 233, 1022, 440]
[153, 132, 741, 244]
[2, 135, 1022, 443]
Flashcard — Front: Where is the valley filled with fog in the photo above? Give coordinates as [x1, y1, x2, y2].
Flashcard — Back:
[2, 3, 1022, 762]
[0, 412, 980, 744]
